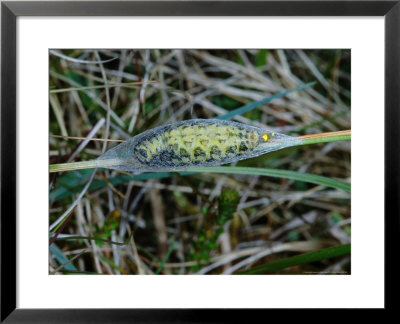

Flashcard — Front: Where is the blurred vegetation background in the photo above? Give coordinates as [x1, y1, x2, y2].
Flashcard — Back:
[49, 49, 351, 275]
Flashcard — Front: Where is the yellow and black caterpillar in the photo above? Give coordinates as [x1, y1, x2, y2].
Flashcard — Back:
[97, 119, 297, 173]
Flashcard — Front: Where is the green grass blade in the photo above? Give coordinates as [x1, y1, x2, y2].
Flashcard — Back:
[54, 235, 132, 246]
[58, 269, 102, 275]
[49, 244, 78, 271]
[155, 241, 176, 274]
[216, 82, 316, 120]
[239, 244, 351, 274]
[51, 163, 350, 203]
[99, 255, 126, 273]
[50, 170, 194, 202]
[183, 167, 351, 192]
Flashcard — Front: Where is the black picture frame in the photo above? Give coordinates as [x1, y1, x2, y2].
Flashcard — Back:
[1, 0, 398, 322]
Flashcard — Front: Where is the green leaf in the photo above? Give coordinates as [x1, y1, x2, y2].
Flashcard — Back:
[50, 171, 194, 202]
[55, 234, 131, 246]
[255, 49, 269, 67]
[155, 241, 176, 274]
[216, 82, 316, 120]
[218, 188, 240, 221]
[183, 166, 351, 192]
[49, 244, 78, 271]
[239, 244, 351, 274]
[51, 164, 350, 203]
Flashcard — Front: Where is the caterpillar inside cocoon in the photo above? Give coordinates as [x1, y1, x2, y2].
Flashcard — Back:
[97, 119, 301, 173]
